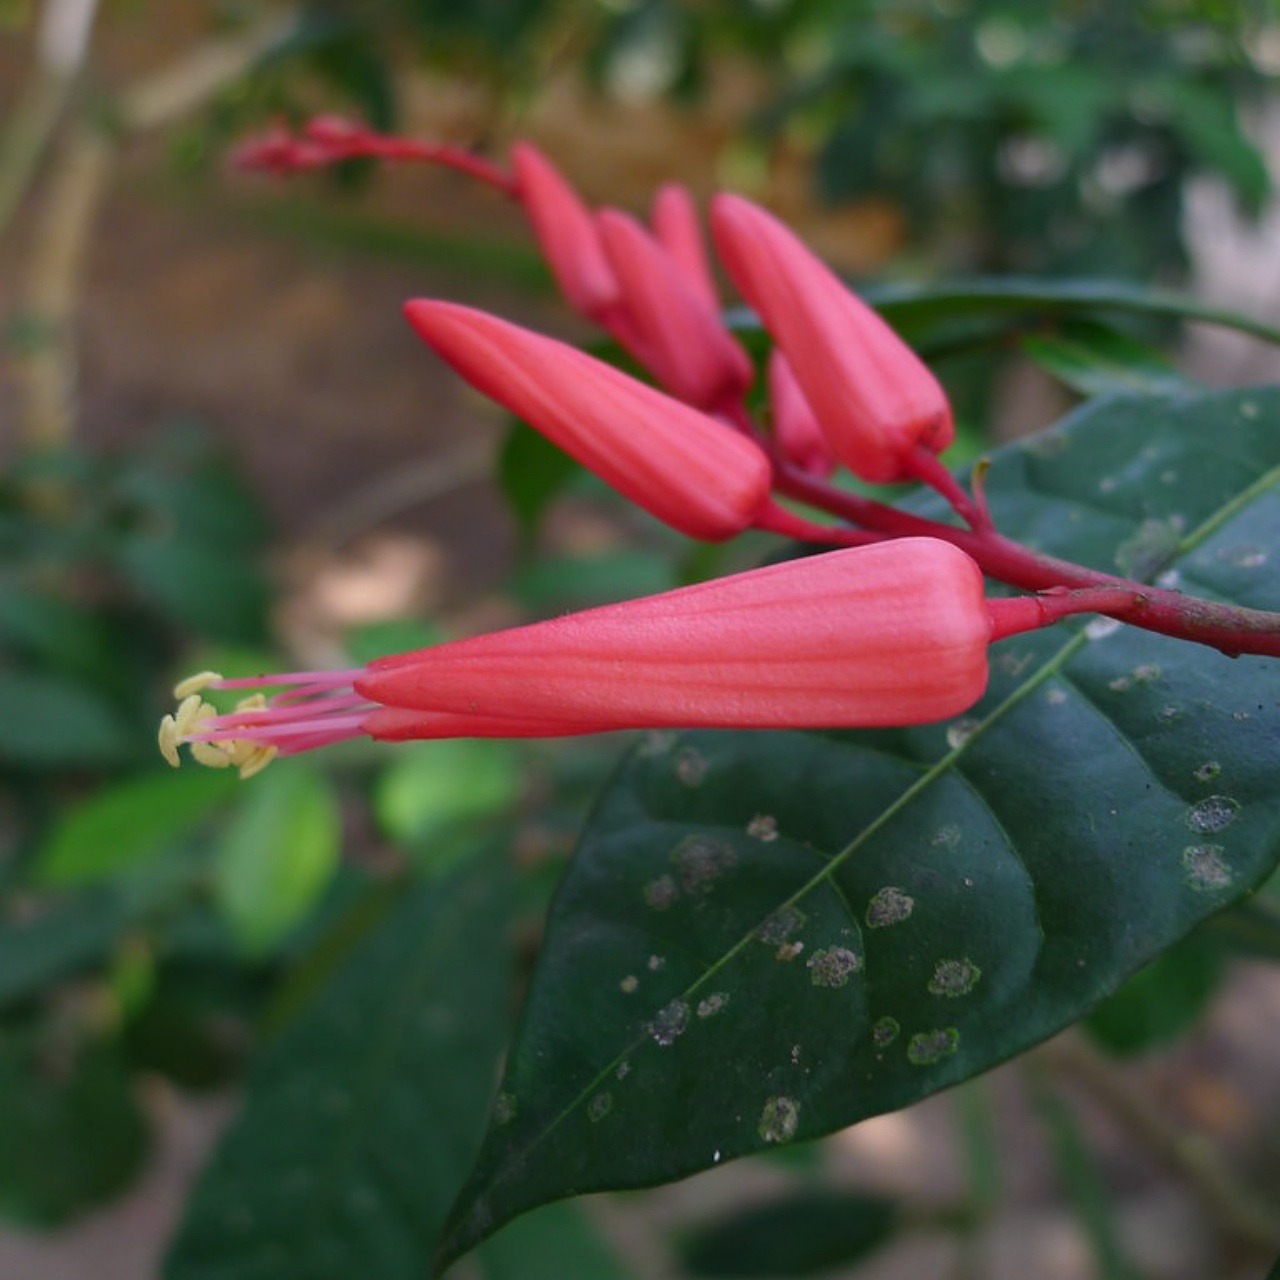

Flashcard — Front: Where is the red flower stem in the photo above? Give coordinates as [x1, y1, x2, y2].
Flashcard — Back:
[235, 125, 516, 195]
[753, 501, 879, 546]
[903, 444, 992, 531]
[776, 463, 1280, 659]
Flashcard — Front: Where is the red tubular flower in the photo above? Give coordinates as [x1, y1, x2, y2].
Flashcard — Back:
[768, 349, 836, 478]
[510, 143, 621, 324]
[597, 208, 753, 410]
[650, 183, 721, 315]
[709, 193, 954, 484]
[403, 300, 772, 541]
[160, 539, 996, 774]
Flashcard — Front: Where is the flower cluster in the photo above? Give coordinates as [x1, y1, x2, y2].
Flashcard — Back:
[161, 122, 1098, 775]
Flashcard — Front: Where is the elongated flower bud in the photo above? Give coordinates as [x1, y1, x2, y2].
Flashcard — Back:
[403, 300, 772, 541]
[768, 349, 836, 478]
[651, 183, 720, 315]
[511, 144, 621, 322]
[710, 194, 953, 483]
[597, 208, 753, 410]
[363, 538, 990, 729]
[160, 540, 995, 773]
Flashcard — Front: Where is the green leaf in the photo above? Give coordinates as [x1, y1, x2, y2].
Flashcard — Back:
[731, 278, 1280, 350]
[498, 421, 583, 534]
[438, 386, 1280, 1264]
[680, 1191, 898, 1277]
[0, 669, 134, 767]
[1084, 932, 1224, 1057]
[0, 1033, 149, 1226]
[0, 893, 139, 1009]
[164, 863, 511, 1280]
[35, 769, 235, 888]
[1267, 1252, 1280, 1280]
[374, 741, 522, 854]
[1021, 321, 1192, 399]
[212, 764, 342, 957]
[1031, 1073, 1137, 1280]
[478, 1201, 632, 1280]
[115, 535, 268, 643]
[512, 550, 676, 612]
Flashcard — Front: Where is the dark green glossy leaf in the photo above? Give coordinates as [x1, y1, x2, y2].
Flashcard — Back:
[439, 386, 1280, 1264]
[1267, 1252, 1280, 1280]
[1021, 321, 1192, 399]
[681, 1191, 898, 1277]
[0, 1033, 149, 1226]
[164, 862, 511, 1280]
[34, 769, 235, 888]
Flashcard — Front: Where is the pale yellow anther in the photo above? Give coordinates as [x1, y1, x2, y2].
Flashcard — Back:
[237, 746, 278, 780]
[172, 694, 208, 738]
[190, 741, 233, 769]
[235, 693, 267, 713]
[158, 716, 181, 768]
[173, 670, 225, 700]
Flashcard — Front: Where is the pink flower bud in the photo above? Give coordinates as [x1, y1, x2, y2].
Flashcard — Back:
[403, 300, 771, 541]
[768, 350, 836, 478]
[651, 183, 720, 315]
[710, 194, 953, 483]
[510, 143, 621, 322]
[163, 539, 994, 771]
[361, 538, 990, 732]
[597, 208, 753, 410]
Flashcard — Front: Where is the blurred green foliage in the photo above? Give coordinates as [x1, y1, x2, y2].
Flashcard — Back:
[223, 0, 1275, 280]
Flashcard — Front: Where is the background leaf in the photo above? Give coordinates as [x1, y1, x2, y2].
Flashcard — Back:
[0, 1033, 149, 1227]
[1020, 321, 1192, 399]
[438, 386, 1280, 1263]
[0, 669, 135, 768]
[35, 769, 235, 888]
[164, 861, 511, 1280]
[679, 1191, 899, 1277]
[212, 763, 342, 957]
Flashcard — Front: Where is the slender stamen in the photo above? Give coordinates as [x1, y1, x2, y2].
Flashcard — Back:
[161, 668, 374, 777]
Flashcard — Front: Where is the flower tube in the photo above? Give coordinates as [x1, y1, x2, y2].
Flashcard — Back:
[161, 539, 1005, 775]
[403, 300, 772, 541]
[650, 183, 721, 315]
[710, 193, 953, 483]
[597, 208, 753, 411]
[768, 349, 836, 478]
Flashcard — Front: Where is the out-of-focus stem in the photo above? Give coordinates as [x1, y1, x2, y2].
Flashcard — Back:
[12, 8, 302, 454]
[1041, 1034, 1280, 1254]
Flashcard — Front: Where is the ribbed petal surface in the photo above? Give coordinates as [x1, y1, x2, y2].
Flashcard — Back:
[404, 300, 772, 541]
[359, 539, 990, 733]
[511, 144, 620, 320]
[711, 193, 953, 483]
[598, 208, 753, 409]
